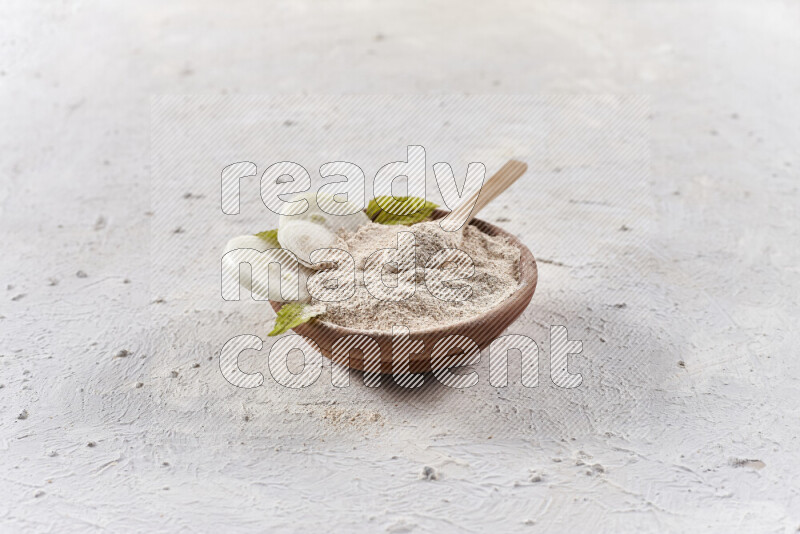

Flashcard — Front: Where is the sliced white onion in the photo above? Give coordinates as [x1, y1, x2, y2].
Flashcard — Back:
[279, 191, 369, 235]
[277, 191, 369, 269]
[277, 220, 338, 268]
[222, 235, 311, 302]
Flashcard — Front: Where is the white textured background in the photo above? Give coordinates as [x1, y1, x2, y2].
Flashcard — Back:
[1, 1, 798, 532]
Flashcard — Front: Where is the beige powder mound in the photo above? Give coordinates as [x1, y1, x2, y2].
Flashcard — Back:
[314, 221, 520, 332]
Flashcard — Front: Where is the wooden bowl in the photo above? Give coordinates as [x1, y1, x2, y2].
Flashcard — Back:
[270, 209, 537, 374]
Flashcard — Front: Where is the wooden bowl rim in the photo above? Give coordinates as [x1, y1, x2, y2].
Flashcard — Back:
[271, 208, 537, 338]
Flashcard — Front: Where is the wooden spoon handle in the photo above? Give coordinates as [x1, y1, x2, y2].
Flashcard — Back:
[449, 160, 528, 226]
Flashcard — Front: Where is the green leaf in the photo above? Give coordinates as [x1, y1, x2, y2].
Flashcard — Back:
[366, 196, 438, 225]
[254, 229, 280, 247]
[268, 303, 324, 337]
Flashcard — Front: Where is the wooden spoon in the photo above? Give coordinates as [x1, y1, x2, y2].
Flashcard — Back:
[441, 159, 528, 231]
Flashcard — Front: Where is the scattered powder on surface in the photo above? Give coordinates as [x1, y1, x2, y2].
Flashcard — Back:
[314, 221, 520, 332]
[322, 407, 384, 430]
